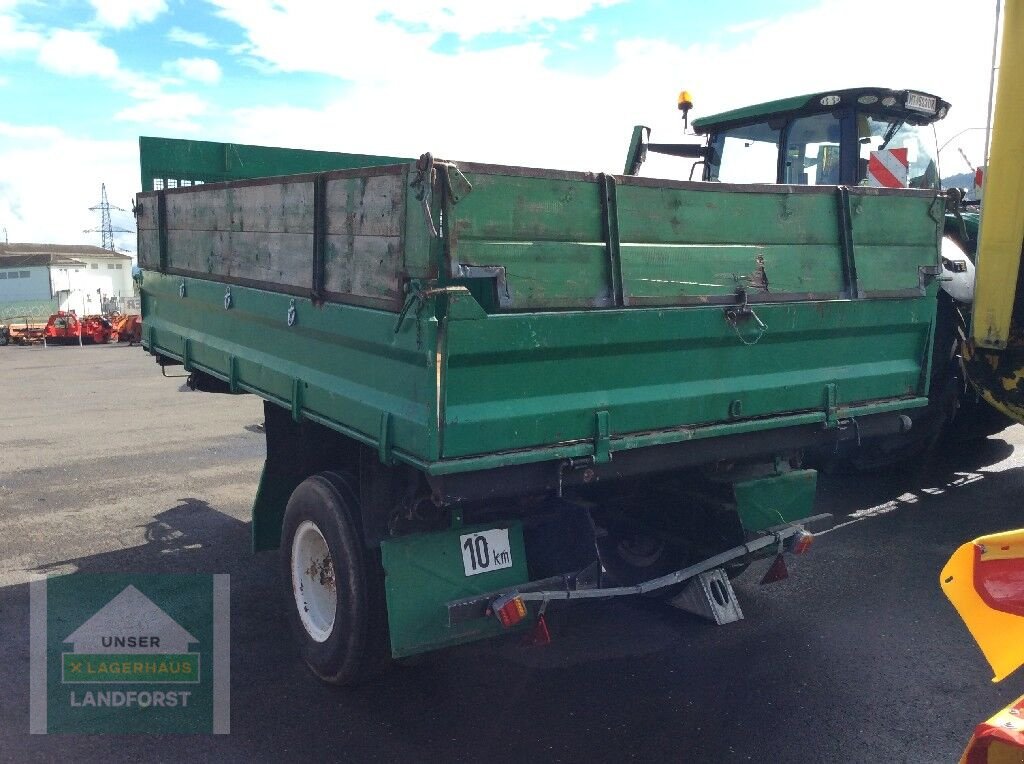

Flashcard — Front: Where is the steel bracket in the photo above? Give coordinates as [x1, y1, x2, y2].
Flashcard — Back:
[594, 410, 612, 464]
[824, 383, 839, 429]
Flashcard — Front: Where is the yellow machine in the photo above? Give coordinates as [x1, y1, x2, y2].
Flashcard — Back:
[942, 5, 1024, 761]
[964, 0, 1024, 422]
[942, 531, 1024, 762]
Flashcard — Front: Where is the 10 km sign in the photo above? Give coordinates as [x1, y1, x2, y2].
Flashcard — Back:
[460, 528, 513, 577]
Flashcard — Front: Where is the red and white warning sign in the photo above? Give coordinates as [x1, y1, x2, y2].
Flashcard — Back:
[867, 148, 909, 188]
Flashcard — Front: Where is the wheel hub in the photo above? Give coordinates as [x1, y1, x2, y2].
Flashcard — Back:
[291, 520, 338, 642]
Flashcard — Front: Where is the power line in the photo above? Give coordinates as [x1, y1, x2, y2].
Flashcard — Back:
[84, 183, 133, 251]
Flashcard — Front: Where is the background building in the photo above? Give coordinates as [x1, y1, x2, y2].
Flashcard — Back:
[0, 243, 135, 322]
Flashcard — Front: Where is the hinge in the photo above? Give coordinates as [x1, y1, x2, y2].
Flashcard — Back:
[823, 383, 839, 429]
[594, 410, 612, 464]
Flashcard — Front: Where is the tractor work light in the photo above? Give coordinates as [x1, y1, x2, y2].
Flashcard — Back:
[491, 593, 527, 628]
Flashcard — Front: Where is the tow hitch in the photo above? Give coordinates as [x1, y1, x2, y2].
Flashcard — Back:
[447, 514, 828, 633]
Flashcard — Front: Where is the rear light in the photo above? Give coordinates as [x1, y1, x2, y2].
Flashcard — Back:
[789, 529, 814, 555]
[491, 593, 527, 628]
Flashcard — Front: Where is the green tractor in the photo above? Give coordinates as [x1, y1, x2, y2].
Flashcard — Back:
[625, 87, 1007, 466]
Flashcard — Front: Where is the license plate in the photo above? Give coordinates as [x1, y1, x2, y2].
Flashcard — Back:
[460, 528, 512, 577]
[905, 92, 937, 113]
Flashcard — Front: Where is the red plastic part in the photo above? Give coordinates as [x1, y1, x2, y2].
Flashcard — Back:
[760, 554, 790, 585]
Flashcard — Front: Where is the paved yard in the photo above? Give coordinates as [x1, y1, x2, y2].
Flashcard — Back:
[2, 342, 1023, 762]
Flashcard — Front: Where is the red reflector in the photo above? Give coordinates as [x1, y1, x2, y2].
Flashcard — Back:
[790, 530, 814, 555]
[760, 553, 789, 585]
[492, 594, 527, 628]
[524, 613, 551, 646]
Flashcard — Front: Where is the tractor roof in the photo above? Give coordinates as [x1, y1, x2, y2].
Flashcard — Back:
[691, 87, 950, 134]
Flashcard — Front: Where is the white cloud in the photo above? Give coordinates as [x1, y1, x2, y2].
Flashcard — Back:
[115, 92, 208, 132]
[0, 124, 138, 252]
[214, 0, 999, 184]
[89, 0, 167, 29]
[0, 14, 42, 54]
[378, 0, 624, 39]
[30, 28, 211, 133]
[168, 27, 216, 49]
[168, 57, 222, 84]
[37, 29, 120, 78]
[209, 0, 621, 80]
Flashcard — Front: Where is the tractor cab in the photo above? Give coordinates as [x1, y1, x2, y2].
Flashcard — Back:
[627, 87, 950, 191]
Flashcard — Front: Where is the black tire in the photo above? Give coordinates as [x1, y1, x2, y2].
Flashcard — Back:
[0, 332, 8, 347]
[281, 471, 390, 685]
[595, 489, 748, 593]
[597, 527, 747, 590]
[596, 527, 690, 589]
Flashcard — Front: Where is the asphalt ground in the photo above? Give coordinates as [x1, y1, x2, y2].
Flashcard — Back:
[2, 342, 1024, 762]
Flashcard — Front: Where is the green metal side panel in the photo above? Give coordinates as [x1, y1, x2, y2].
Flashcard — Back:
[380, 522, 530, 658]
[733, 469, 818, 531]
[140, 271, 441, 464]
[440, 295, 935, 459]
[139, 136, 407, 191]
[138, 153, 941, 475]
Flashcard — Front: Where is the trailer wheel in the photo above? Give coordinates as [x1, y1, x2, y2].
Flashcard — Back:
[281, 471, 390, 685]
[0, 331, 8, 347]
[596, 529, 691, 590]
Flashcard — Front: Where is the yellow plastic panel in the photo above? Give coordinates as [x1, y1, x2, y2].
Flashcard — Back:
[940, 530, 1024, 682]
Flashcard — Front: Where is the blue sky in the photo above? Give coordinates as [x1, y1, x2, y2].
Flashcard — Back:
[0, 0, 1001, 252]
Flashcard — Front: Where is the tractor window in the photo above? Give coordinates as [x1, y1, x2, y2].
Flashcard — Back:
[857, 116, 939, 189]
[707, 122, 780, 183]
[782, 113, 842, 185]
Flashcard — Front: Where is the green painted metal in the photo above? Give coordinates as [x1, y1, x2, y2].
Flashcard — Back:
[733, 469, 818, 531]
[380, 521, 530, 658]
[138, 148, 942, 476]
[251, 461, 302, 553]
[692, 93, 813, 133]
[445, 169, 940, 308]
[691, 86, 948, 134]
[138, 136, 407, 192]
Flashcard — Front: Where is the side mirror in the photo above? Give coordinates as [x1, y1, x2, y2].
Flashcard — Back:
[623, 125, 650, 176]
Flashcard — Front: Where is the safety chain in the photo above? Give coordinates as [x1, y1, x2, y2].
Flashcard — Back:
[724, 290, 767, 346]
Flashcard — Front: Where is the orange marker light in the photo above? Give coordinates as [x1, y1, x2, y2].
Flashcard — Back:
[677, 90, 693, 111]
[492, 594, 527, 628]
[790, 529, 814, 555]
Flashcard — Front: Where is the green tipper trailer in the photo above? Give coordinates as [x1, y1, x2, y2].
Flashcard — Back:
[136, 136, 942, 684]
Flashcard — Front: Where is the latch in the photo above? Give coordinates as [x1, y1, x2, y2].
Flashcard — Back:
[409, 153, 473, 238]
[724, 289, 766, 346]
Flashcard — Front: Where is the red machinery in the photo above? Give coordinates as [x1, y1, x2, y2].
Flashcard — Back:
[44, 312, 112, 344]
[109, 313, 142, 344]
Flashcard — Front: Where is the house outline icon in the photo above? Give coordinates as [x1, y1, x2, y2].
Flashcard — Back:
[63, 585, 198, 654]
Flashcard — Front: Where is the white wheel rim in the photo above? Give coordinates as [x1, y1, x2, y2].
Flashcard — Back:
[291, 520, 337, 643]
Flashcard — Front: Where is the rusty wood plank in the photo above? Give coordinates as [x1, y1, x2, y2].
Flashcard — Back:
[167, 229, 314, 288]
[323, 235, 404, 302]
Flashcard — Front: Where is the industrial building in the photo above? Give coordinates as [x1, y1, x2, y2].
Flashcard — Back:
[0, 243, 135, 321]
